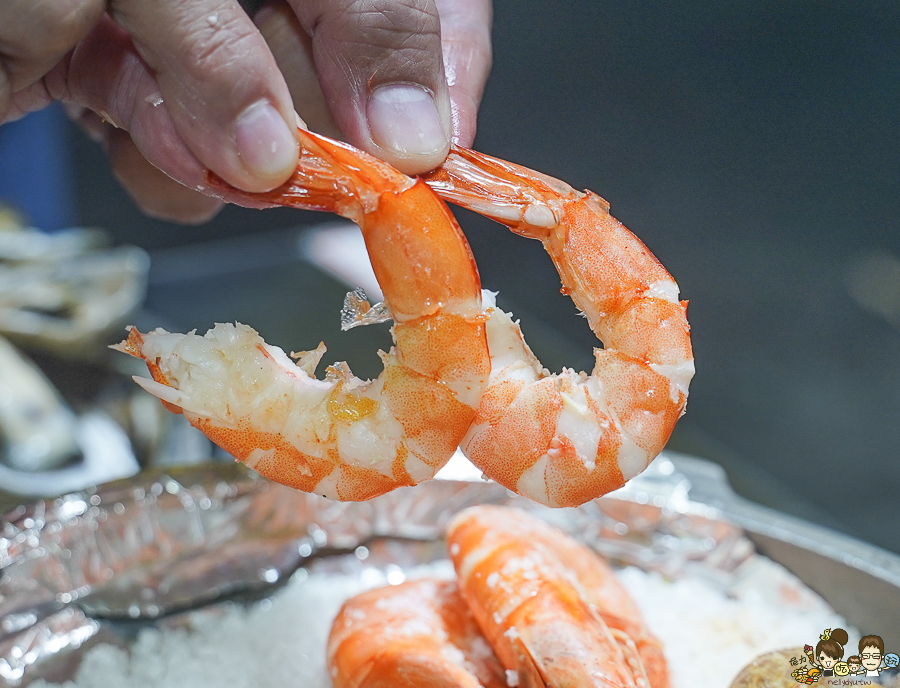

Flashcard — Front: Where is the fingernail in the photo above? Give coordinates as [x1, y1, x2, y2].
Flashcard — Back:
[234, 101, 298, 181]
[367, 84, 448, 157]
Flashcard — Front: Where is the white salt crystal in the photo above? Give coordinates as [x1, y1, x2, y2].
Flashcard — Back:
[614, 557, 850, 688]
[503, 626, 519, 640]
[28, 555, 848, 688]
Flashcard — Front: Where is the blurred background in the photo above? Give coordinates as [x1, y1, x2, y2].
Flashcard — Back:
[2, 0, 899, 553]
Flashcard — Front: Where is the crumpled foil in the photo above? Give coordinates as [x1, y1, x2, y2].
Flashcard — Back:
[0, 455, 753, 685]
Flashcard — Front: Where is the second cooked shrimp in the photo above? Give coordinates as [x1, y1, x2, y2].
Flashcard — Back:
[115, 130, 490, 501]
[328, 578, 507, 688]
[424, 147, 694, 507]
[509, 510, 669, 688]
[447, 505, 659, 688]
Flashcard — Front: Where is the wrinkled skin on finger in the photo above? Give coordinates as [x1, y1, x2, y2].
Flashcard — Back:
[0, 0, 492, 223]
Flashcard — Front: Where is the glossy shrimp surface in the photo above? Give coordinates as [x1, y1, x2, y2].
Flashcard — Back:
[447, 505, 666, 688]
[327, 578, 507, 688]
[115, 130, 489, 501]
[424, 148, 694, 507]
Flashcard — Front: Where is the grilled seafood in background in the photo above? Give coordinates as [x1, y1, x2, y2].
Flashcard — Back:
[0, 224, 148, 357]
[0, 334, 79, 471]
[447, 505, 668, 688]
[115, 129, 490, 501]
[328, 578, 507, 688]
[423, 148, 693, 507]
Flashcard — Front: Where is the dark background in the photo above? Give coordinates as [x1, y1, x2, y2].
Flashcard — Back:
[30, 1, 900, 552]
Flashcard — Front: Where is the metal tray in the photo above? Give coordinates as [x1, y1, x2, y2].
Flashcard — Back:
[1, 452, 898, 685]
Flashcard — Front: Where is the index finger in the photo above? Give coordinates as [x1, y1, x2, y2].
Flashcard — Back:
[110, 0, 300, 192]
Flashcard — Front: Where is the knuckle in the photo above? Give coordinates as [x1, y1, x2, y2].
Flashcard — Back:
[176, 11, 261, 82]
[316, 0, 444, 84]
[334, 0, 441, 52]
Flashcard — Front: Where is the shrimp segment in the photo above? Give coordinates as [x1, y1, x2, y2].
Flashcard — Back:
[424, 147, 694, 507]
[447, 505, 664, 688]
[115, 130, 489, 501]
[327, 578, 507, 688]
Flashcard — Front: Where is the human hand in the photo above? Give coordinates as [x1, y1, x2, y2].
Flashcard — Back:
[0, 0, 492, 223]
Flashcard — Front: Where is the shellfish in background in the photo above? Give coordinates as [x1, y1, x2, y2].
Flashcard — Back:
[0, 333, 79, 471]
[0, 221, 148, 358]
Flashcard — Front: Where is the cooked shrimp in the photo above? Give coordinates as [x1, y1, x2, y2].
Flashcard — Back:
[447, 505, 664, 688]
[511, 509, 670, 688]
[115, 130, 490, 501]
[328, 578, 507, 688]
[423, 147, 694, 507]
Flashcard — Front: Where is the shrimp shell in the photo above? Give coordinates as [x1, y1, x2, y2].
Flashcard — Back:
[447, 505, 668, 688]
[509, 510, 670, 688]
[115, 130, 490, 501]
[424, 147, 694, 507]
[328, 578, 507, 688]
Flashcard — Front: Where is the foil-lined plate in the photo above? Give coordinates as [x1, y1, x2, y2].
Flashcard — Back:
[2, 452, 899, 684]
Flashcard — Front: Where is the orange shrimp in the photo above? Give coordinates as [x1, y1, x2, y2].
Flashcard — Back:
[510, 510, 669, 688]
[423, 147, 694, 507]
[115, 130, 490, 501]
[327, 578, 507, 688]
[447, 505, 667, 688]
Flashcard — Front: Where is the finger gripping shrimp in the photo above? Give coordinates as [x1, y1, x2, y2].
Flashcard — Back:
[447, 506, 664, 688]
[423, 147, 694, 507]
[328, 578, 507, 688]
[114, 130, 490, 501]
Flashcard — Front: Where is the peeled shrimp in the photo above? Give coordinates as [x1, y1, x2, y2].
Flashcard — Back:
[115, 130, 490, 501]
[327, 578, 507, 688]
[423, 147, 694, 507]
[447, 505, 664, 688]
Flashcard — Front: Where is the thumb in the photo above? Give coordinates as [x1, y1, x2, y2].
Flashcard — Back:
[291, 0, 451, 175]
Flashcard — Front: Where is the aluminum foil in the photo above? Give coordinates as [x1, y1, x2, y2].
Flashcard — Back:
[0, 455, 780, 685]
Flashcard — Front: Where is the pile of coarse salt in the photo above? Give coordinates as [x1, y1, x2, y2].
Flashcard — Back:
[31, 555, 847, 688]
[618, 554, 850, 686]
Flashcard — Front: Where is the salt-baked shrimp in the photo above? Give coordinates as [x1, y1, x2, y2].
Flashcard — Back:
[423, 147, 694, 507]
[328, 578, 507, 688]
[115, 130, 490, 501]
[447, 505, 665, 688]
[507, 509, 669, 688]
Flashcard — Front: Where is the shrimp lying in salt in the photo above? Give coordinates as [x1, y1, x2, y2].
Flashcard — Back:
[115, 130, 489, 501]
[423, 147, 694, 507]
[509, 510, 669, 688]
[328, 578, 507, 688]
[447, 505, 667, 688]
